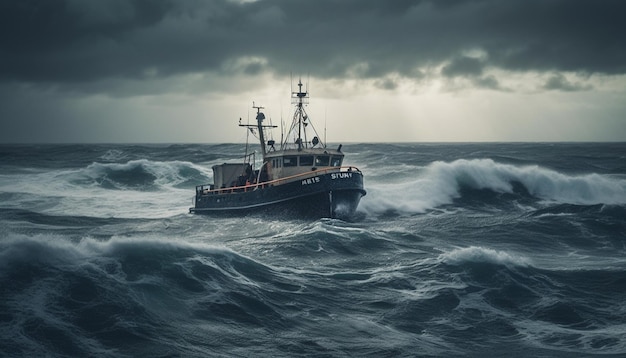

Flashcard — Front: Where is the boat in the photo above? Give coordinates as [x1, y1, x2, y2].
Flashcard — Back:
[189, 80, 366, 219]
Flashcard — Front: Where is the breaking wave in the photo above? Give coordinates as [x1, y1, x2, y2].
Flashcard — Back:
[74, 159, 212, 190]
[360, 158, 626, 215]
[0, 159, 214, 219]
[440, 246, 532, 268]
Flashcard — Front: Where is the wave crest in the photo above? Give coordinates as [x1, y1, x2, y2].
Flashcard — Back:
[77, 159, 211, 190]
[360, 159, 626, 215]
[440, 246, 531, 267]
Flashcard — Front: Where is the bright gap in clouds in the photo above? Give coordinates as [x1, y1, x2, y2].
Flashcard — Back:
[200, 71, 626, 143]
[2, 70, 624, 143]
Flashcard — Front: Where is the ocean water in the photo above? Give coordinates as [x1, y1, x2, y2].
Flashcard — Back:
[1, 142, 626, 357]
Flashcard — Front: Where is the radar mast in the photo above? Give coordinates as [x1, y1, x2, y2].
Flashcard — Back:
[282, 79, 324, 151]
[239, 102, 277, 159]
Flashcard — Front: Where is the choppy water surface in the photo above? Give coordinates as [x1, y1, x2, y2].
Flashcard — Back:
[1, 143, 625, 357]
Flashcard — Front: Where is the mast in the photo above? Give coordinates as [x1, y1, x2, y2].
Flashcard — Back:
[296, 81, 305, 150]
[254, 103, 267, 157]
[239, 102, 277, 160]
[282, 79, 324, 151]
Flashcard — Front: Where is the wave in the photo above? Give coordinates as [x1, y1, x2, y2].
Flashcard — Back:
[2, 158, 212, 193]
[0, 235, 291, 356]
[75, 159, 212, 190]
[440, 246, 532, 268]
[360, 158, 626, 215]
[0, 233, 469, 357]
[0, 234, 224, 272]
[435, 245, 626, 355]
[0, 159, 215, 218]
[99, 149, 128, 162]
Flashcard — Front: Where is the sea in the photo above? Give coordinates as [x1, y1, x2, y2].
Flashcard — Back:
[1, 142, 625, 357]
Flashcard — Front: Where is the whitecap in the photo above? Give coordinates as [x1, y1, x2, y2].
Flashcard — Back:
[359, 158, 626, 215]
[440, 246, 532, 267]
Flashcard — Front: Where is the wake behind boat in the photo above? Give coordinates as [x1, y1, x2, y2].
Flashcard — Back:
[189, 81, 366, 219]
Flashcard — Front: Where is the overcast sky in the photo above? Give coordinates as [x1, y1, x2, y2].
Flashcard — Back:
[1, 0, 625, 143]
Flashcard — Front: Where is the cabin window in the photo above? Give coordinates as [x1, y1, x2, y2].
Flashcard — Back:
[283, 156, 297, 167]
[330, 156, 343, 167]
[315, 155, 330, 166]
[299, 155, 314, 166]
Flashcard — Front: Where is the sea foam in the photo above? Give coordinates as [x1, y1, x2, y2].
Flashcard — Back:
[360, 158, 626, 215]
[0, 159, 213, 218]
[440, 246, 532, 268]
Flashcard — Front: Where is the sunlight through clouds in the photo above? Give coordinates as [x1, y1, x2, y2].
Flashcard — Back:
[0, 0, 624, 143]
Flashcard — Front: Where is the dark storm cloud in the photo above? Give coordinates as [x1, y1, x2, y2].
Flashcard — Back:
[543, 73, 592, 92]
[442, 56, 486, 78]
[1, 0, 625, 89]
[0, 0, 173, 82]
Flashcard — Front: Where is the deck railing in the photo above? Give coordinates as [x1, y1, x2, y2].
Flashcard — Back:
[195, 166, 362, 196]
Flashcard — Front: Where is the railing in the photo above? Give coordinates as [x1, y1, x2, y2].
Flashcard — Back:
[196, 166, 362, 196]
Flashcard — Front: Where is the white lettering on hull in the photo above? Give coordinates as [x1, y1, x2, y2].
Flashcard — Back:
[301, 177, 321, 185]
[331, 172, 353, 180]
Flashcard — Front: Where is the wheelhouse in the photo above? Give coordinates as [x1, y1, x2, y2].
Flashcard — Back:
[265, 148, 344, 181]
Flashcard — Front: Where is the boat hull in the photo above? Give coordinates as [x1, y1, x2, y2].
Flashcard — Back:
[190, 171, 365, 219]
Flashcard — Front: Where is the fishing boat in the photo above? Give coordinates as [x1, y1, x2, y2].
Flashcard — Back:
[189, 80, 366, 219]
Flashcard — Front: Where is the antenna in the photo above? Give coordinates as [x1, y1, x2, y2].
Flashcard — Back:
[324, 107, 327, 147]
[244, 112, 250, 166]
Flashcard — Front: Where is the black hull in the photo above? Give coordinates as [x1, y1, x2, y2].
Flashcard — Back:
[190, 171, 365, 219]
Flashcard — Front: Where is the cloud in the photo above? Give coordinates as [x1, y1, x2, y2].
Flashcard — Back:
[543, 73, 593, 92]
[374, 77, 399, 91]
[1, 0, 625, 143]
[473, 75, 501, 90]
[0, 0, 173, 82]
[1, 0, 624, 92]
[442, 56, 486, 78]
